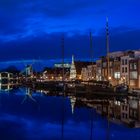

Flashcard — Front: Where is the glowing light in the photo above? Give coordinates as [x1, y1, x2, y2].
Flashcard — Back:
[122, 76, 126, 80]
[108, 76, 112, 80]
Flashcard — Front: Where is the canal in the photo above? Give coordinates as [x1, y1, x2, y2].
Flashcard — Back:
[0, 87, 140, 140]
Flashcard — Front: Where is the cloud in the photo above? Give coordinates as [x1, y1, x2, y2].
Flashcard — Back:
[0, 0, 139, 63]
[0, 27, 139, 62]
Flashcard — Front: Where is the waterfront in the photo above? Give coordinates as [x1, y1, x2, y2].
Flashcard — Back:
[0, 87, 140, 140]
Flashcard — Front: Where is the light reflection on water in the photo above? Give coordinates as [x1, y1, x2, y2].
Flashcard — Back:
[0, 87, 140, 140]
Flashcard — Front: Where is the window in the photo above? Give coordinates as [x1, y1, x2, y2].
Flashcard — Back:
[109, 62, 113, 67]
[130, 63, 133, 70]
[125, 59, 127, 65]
[125, 114, 128, 119]
[122, 59, 124, 65]
[130, 71, 138, 79]
[134, 63, 137, 70]
[122, 67, 124, 73]
[103, 62, 106, 67]
[125, 106, 127, 111]
[114, 72, 120, 79]
[125, 67, 127, 73]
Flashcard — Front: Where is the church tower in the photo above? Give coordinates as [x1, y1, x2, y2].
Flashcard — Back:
[70, 55, 76, 80]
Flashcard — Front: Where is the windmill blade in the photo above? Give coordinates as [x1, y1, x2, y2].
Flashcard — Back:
[28, 94, 37, 103]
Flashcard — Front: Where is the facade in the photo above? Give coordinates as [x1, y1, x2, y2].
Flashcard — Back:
[112, 57, 121, 85]
[80, 50, 140, 88]
[129, 58, 140, 88]
[96, 60, 102, 81]
[81, 63, 96, 81]
[81, 68, 88, 81]
[99, 51, 124, 84]
[42, 67, 70, 81]
[120, 52, 134, 84]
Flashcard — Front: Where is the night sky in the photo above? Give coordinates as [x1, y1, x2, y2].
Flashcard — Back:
[0, 0, 140, 62]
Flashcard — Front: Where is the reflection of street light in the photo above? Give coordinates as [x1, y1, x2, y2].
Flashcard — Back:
[79, 75, 81, 80]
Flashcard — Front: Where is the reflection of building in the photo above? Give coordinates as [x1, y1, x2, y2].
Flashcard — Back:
[0, 72, 14, 84]
[0, 83, 13, 92]
[21, 88, 36, 104]
[78, 95, 140, 127]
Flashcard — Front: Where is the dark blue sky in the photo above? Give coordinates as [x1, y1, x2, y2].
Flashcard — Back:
[0, 0, 140, 61]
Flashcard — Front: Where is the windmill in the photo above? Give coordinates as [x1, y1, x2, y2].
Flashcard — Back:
[19, 59, 36, 81]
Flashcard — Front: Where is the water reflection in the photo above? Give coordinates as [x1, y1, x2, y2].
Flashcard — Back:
[0, 86, 140, 140]
[20, 88, 37, 104]
[0, 83, 14, 92]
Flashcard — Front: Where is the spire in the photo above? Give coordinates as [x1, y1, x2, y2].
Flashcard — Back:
[72, 55, 74, 64]
[70, 55, 76, 80]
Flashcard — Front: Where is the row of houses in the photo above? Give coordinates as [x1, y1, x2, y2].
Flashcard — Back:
[81, 50, 140, 89]
[27, 50, 140, 89]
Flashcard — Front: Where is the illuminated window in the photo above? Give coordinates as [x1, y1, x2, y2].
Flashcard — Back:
[134, 63, 137, 70]
[130, 63, 133, 70]
[114, 72, 120, 79]
[130, 71, 138, 79]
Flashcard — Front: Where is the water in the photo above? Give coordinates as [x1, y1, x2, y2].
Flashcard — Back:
[0, 87, 140, 140]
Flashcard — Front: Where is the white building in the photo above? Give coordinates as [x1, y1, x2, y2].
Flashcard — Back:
[70, 55, 77, 80]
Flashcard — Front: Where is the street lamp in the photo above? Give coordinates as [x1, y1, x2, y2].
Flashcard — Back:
[108, 76, 112, 80]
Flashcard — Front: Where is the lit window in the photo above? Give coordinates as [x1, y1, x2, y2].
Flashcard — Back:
[130, 63, 133, 70]
[134, 63, 137, 70]
[130, 71, 138, 79]
[114, 72, 120, 79]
